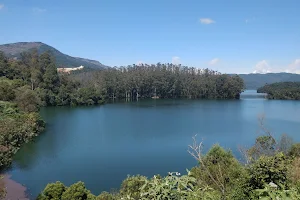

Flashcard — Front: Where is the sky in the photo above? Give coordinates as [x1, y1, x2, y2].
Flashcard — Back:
[0, 0, 300, 74]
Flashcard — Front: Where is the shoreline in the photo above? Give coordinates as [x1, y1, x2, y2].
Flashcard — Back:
[0, 174, 29, 200]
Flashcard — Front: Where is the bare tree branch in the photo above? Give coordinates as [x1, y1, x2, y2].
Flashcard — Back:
[187, 135, 226, 197]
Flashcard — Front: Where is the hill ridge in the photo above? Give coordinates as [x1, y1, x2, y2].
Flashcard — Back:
[235, 72, 300, 89]
[0, 42, 107, 69]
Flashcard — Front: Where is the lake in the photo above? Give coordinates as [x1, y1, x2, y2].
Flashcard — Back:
[8, 91, 300, 198]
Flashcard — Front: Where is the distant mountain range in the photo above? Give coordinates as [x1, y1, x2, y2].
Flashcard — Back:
[0, 42, 107, 69]
[237, 73, 300, 89]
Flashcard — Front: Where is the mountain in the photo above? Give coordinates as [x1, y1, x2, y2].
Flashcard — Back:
[0, 42, 107, 69]
[236, 73, 300, 89]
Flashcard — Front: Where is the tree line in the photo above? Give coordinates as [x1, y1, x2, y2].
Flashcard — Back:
[257, 82, 300, 100]
[73, 64, 244, 100]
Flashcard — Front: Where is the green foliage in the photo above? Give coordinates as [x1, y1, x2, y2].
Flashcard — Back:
[74, 87, 102, 105]
[0, 101, 45, 169]
[0, 52, 9, 77]
[139, 172, 195, 199]
[0, 81, 15, 101]
[191, 144, 246, 198]
[37, 181, 66, 200]
[61, 181, 96, 200]
[120, 175, 147, 199]
[37, 181, 96, 200]
[96, 191, 115, 200]
[288, 158, 300, 190]
[288, 143, 300, 157]
[119, 172, 219, 200]
[253, 184, 300, 199]
[248, 153, 290, 190]
[81, 65, 244, 100]
[1, 50, 244, 109]
[247, 135, 277, 161]
[257, 82, 300, 100]
[41, 52, 60, 92]
[15, 86, 40, 112]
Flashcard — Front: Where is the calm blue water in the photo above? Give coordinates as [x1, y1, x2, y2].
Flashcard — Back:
[8, 91, 300, 198]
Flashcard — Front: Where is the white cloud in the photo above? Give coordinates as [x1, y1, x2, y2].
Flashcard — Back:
[251, 59, 300, 74]
[172, 56, 180, 65]
[253, 60, 272, 74]
[208, 58, 220, 65]
[285, 59, 300, 74]
[32, 7, 46, 13]
[199, 18, 215, 24]
[0, 4, 4, 10]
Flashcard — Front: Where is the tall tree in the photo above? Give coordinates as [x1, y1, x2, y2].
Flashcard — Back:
[0, 52, 8, 77]
[41, 52, 60, 92]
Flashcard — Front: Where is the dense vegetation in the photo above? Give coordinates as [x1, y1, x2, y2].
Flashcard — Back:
[257, 82, 300, 100]
[237, 73, 300, 89]
[0, 50, 104, 107]
[74, 64, 244, 100]
[37, 126, 300, 200]
[0, 50, 107, 170]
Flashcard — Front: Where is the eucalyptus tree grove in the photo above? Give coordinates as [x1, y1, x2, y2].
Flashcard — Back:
[76, 63, 244, 100]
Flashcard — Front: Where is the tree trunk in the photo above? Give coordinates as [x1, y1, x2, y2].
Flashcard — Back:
[31, 79, 34, 90]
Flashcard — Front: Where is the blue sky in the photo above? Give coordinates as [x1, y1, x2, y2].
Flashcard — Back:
[0, 0, 299, 74]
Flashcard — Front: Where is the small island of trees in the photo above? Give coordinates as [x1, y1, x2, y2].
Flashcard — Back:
[257, 82, 300, 100]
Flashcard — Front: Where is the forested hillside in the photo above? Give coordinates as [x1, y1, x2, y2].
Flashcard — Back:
[0, 49, 106, 172]
[0, 42, 107, 69]
[238, 73, 300, 89]
[257, 82, 300, 100]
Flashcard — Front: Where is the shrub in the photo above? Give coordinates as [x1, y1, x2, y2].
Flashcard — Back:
[61, 181, 96, 200]
[190, 144, 246, 198]
[138, 171, 218, 200]
[37, 181, 66, 200]
[15, 87, 40, 112]
[247, 135, 276, 161]
[96, 191, 115, 200]
[120, 175, 146, 200]
[253, 184, 300, 199]
[0, 82, 15, 101]
[248, 153, 289, 190]
[288, 157, 300, 192]
[288, 143, 300, 157]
